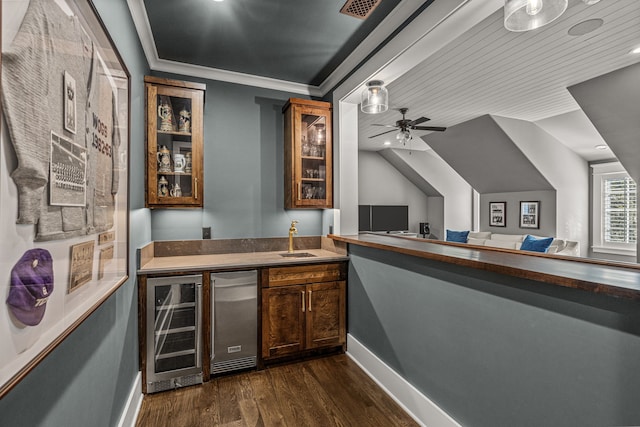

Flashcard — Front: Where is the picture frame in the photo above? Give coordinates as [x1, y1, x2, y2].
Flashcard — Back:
[63, 71, 77, 134]
[489, 201, 506, 227]
[0, 0, 130, 398]
[519, 201, 540, 229]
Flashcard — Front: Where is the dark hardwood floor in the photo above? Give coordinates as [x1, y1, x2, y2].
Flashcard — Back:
[136, 354, 419, 427]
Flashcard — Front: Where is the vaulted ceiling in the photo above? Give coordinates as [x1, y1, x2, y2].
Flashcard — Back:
[357, 0, 640, 162]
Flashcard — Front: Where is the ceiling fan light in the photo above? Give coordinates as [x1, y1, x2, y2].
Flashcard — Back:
[361, 80, 388, 114]
[504, 0, 568, 32]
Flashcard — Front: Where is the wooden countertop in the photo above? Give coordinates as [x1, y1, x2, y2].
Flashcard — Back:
[330, 233, 640, 300]
[138, 248, 349, 274]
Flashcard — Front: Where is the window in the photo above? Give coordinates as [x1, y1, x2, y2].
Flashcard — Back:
[592, 162, 637, 255]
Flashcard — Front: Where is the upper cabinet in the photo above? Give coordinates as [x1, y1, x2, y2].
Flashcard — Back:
[283, 98, 333, 209]
[145, 76, 205, 208]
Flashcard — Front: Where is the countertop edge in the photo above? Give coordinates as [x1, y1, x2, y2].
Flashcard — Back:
[330, 234, 640, 300]
[137, 251, 349, 275]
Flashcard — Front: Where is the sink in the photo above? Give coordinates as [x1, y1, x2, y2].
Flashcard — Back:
[280, 252, 317, 258]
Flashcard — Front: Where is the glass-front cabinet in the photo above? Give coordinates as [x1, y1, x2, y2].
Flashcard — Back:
[144, 76, 205, 208]
[283, 98, 333, 209]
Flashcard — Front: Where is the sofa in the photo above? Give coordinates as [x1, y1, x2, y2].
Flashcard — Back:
[450, 231, 580, 256]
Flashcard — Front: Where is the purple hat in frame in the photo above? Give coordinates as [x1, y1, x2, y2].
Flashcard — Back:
[6, 248, 54, 326]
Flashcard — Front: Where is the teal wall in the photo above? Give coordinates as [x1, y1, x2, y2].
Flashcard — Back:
[148, 74, 324, 241]
[0, 1, 326, 424]
[0, 0, 150, 425]
[348, 244, 640, 426]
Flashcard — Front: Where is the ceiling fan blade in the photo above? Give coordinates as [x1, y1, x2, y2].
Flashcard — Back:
[369, 128, 397, 138]
[408, 116, 430, 126]
[372, 124, 398, 128]
[411, 125, 447, 132]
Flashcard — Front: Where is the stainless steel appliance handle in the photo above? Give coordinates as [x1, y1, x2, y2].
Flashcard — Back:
[195, 282, 203, 369]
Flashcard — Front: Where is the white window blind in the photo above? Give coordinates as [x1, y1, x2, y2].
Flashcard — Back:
[603, 176, 637, 244]
[592, 162, 637, 256]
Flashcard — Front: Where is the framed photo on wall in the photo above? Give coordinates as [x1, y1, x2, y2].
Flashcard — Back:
[0, 0, 130, 398]
[489, 202, 506, 227]
[519, 201, 540, 229]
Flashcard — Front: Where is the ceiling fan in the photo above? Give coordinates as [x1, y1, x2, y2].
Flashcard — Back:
[369, 108, 446, 141]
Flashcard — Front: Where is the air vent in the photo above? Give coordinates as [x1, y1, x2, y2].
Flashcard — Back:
[340, 0, 382, 20]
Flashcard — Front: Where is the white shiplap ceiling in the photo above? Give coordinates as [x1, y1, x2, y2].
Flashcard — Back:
[359, 0, 640, 157]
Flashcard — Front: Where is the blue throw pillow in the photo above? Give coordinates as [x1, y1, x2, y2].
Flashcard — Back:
[446, 229, 470, 243]
[520, 235, 554, 253]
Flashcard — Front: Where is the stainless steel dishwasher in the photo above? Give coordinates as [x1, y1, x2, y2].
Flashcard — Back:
[210, 270, 258, 375]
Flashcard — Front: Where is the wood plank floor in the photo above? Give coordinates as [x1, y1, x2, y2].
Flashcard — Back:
[136, 354, 419, 427]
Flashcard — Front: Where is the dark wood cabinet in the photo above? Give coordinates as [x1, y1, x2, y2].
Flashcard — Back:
[144, 76, 205, 208]
[283, 98, 333, 209]
[305, 281, 346, 349]
[261, 263, 346, 360]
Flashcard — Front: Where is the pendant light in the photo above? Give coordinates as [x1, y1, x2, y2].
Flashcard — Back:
[504, 0, 568, 32]
[361, 80, 388, 114]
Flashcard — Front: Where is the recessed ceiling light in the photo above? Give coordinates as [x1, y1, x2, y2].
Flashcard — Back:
[213, 0, 224, 2]
[568, 18, 604, 36]
[383, 141, 391, 146]
[595, 145, 609, 150]
[582, 0, 601, 4]
[630, 46, 640, 55]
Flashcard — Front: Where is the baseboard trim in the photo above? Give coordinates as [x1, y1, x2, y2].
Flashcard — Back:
[117, 371, 143, 427]
[346, 334, 460, 427]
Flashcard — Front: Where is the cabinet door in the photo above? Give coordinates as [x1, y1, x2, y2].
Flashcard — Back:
[261, 286, 306, 358]
[284, 99, 332, 209]
[305, 281, 346, 350]
[145, 77, 204, 208]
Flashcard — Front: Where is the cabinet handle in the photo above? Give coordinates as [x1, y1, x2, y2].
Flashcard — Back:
[301, 290, 305, 312]
[308, 290, 312, 312]
[297, 183, 301, 201]
[194, 177, 198, 200]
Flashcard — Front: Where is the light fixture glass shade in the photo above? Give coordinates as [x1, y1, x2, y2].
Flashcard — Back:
[504, 0, 568, 32]
[361, 80, 388, 114]
[396, 130, 411, 145]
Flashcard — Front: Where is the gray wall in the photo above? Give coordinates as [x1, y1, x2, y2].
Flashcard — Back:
[0, 0, 150, 425]
[358, 151, 430, 234]
[348, 244, 640, 427]
[480, 191, 556, 237]
[148, 76, 324, 240]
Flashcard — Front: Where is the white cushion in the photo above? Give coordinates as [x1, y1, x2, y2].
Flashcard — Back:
[546, 239, 566, 254]
[491, 234, 525, 242]
[467, 237, 487, 246]
[469, 231, 492, 239]
[556, 241, 580, 256]
[484, 240, 519, 249]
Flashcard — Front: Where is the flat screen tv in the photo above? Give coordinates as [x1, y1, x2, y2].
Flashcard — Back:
[359, 205, 409, 232]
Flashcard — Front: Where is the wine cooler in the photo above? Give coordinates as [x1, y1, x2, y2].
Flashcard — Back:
[146, 275, 203, 393]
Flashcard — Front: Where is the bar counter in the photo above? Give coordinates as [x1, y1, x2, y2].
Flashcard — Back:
[330, 233, 640, 300]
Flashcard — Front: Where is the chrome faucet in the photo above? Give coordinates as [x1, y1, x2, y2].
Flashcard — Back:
[288, 220, 298, 253]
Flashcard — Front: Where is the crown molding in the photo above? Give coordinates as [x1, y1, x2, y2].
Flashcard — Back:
[318, 0, 427, 95]
[152, 59, 324, 97]
[128, 0, 320, 96]
[127, 0, 427, 97]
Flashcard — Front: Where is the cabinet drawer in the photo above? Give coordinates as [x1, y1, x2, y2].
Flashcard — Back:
[265, 263, 345, 287]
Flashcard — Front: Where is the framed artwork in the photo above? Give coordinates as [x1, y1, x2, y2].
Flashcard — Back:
[489, 202, 506, 227]
[64, 71, 77, 134]
[519, 201, 540, 229]
[0, 0, 130, 398]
